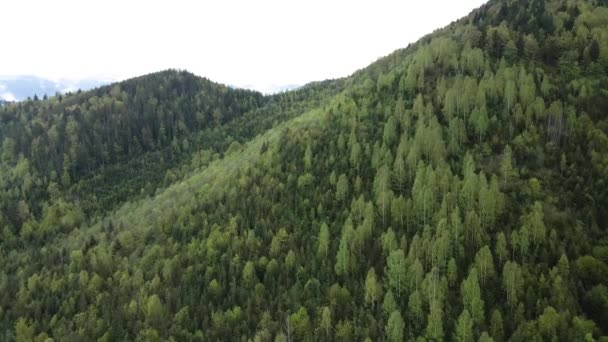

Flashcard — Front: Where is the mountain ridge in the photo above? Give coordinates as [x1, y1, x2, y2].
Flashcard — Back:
[2, 0, 608, 340]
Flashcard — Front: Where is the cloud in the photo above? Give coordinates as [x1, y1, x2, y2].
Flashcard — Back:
[0, 92, 17, 101]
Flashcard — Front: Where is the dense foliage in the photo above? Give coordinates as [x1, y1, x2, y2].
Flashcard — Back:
[2, 0, 608, 340]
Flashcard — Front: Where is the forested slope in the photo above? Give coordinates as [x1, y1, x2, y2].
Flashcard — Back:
[0, 70, 343, 231]
[2, 0, 608, 341]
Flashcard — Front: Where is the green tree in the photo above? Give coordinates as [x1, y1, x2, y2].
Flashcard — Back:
[503, 261, 523, 305]
[146, 294, 166, 328]
[243, 261, 258, 288]
[289, 306, 311, 341]
[474, 245, 496, 286]
[426, 300, 444, 340]
[319, 306, 332, 338]
[383, 116, 399, 147]
[335, 232, 352, 277]
[303, 145, 313, 171]
[499, 145, 516, 189]
[454, 309, 474, 342]
[383, 290, 398, 318]
[490, 309, 504, 342]
[15, 318, 34, 342]
[461, 268, 485, 326]
[2, 137, 15, 163]
[365, 267, 382, 307]
[538, 306, 559, 340]
[386, 310, 405, 342]
[386, 249, 407, 298]
[495, 232, 508, 266]
[335, 320, 353, 341]
[479, 331, 494, 342]
[317, 222, 330, 260]
[470, 106, 489, 142]
[448, 258, 458, 287]
[336, 174, 350, 203]
[408, 290, 424, 329]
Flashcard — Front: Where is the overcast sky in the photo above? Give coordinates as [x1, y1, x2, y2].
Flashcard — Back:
[1, 0, 486, 93]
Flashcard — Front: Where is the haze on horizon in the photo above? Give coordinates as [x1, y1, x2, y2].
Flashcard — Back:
[1, 0, 487, 94]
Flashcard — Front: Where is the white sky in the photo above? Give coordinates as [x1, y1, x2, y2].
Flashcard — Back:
[1, 0, 486, 93]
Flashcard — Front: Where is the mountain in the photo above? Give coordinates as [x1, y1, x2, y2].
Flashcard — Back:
[2, 0, 608, 341]
[0, 75, 111, 101]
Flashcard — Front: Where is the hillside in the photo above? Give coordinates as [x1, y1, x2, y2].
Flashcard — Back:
[2, 0, 608, 341]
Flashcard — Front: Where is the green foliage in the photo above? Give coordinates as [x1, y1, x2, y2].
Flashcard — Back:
[2, 0, 608, 340]
[386, 310, 405, 342]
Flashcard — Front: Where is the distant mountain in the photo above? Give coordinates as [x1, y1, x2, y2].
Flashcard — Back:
[0, 75, 111, 101]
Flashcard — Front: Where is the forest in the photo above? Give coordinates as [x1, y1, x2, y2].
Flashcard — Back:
[1, 0, 608, 340]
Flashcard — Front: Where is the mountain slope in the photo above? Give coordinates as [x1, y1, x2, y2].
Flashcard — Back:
[0, 70, 343, 228]
[3, 0, 608, 341]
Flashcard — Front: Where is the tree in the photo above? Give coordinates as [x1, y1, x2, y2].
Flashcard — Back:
[383, 290, 398, 318]
[408, 290, 424, 329]
[490, 309, 504, 342]
[538, 306, 559, 340]
[503, 261, 524, 305]
[2, 137, 15, 163]
[319, 306, 332, 338]
[386, 310, 405, 342]
[303, 145, 313, 171]
[479, 331, 494, 342]
[335, 232, 352, 277]
[242, 261, 258, 288]
[499, 145, 516, 189]
[448, 258, 458, 287]
[365, 267, 382, 307]
[393, 156, 407, 192]
[15, 318, 34, 342]
[350, 142, 362, 171]
[335, 320, 353, 341]
[146, 294, 166, 327]
[409, 258, 425, 293]
[289, 307, 311, 340]
[391, 195, 407, 230]
[470, 106, 489, 142]
[474, 246, 496, 286]
[270, 228, 289, 258]
[461, 154, 478, 212]
[383, 116, 399, 147]
[465, 210, 483, 251]
[519, 73, 536, 112]
[285, 250, 297, 271]
[426, 300, 444, 340]
[317, 222, 330, 260]
[336, 174, 350, 203]
[557, 254, 570, 278]
[386, 249, 407, 298]
[504, 79, 517, 116]
[381, 228, 398, 256]
[454, 309, 474, 342]
[495, 232, 508, 266]
[374, 165, 393, 228]
[275, 332, 287, 342]
[527, 201, 546, 248]
[461, 269, 485, 326]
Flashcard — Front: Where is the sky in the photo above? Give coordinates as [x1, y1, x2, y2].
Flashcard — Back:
[1, 0, 487, 94]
